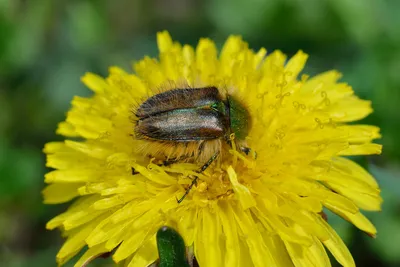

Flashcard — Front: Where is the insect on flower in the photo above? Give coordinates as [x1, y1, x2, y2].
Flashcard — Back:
[44, 32, 383, 267]
[134, 86, 253, 202]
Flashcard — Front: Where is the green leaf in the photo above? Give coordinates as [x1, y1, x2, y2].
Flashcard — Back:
[157, 226, 190, 267]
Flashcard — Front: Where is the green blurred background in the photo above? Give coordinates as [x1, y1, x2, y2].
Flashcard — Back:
[0, 0, 399, 266]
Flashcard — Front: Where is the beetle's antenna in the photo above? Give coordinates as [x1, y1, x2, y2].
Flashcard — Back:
[177, 151, 219, 203]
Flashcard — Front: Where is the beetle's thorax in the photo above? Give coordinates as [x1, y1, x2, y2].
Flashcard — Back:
[226, 95, 251, 141]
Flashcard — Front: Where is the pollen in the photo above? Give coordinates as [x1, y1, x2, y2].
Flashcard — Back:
[197, 181, 208, 193]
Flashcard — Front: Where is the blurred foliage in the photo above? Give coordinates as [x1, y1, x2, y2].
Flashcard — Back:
[0, 0, 399, 266]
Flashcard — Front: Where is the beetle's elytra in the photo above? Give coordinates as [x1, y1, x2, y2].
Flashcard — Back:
[135, 86, 251, 152]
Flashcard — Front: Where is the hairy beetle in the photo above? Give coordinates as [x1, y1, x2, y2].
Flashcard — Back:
[134, 86, 253, 202]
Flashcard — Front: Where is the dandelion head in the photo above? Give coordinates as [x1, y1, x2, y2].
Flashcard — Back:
[43, 31, 382, 267]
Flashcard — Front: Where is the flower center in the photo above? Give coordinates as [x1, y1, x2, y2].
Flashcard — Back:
[192, 167, 235, 201]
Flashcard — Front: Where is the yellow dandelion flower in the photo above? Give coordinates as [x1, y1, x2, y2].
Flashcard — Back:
[43, 31, 382, 267]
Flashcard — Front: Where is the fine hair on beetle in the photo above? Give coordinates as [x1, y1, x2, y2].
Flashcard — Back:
[130, 81, 254, 201]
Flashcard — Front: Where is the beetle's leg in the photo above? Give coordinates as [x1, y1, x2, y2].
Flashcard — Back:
[177, 151, 219, 203]
[163, 155, 191, 166]
[131, 155, 193, 175]
[130, 156, 190, 175]
[239, 146, 257, 159]
[240, 146, 251, 155]
[199, 151, 219, 172]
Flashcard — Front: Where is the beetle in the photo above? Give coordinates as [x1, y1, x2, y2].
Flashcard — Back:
[134, 86, 253, 202]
